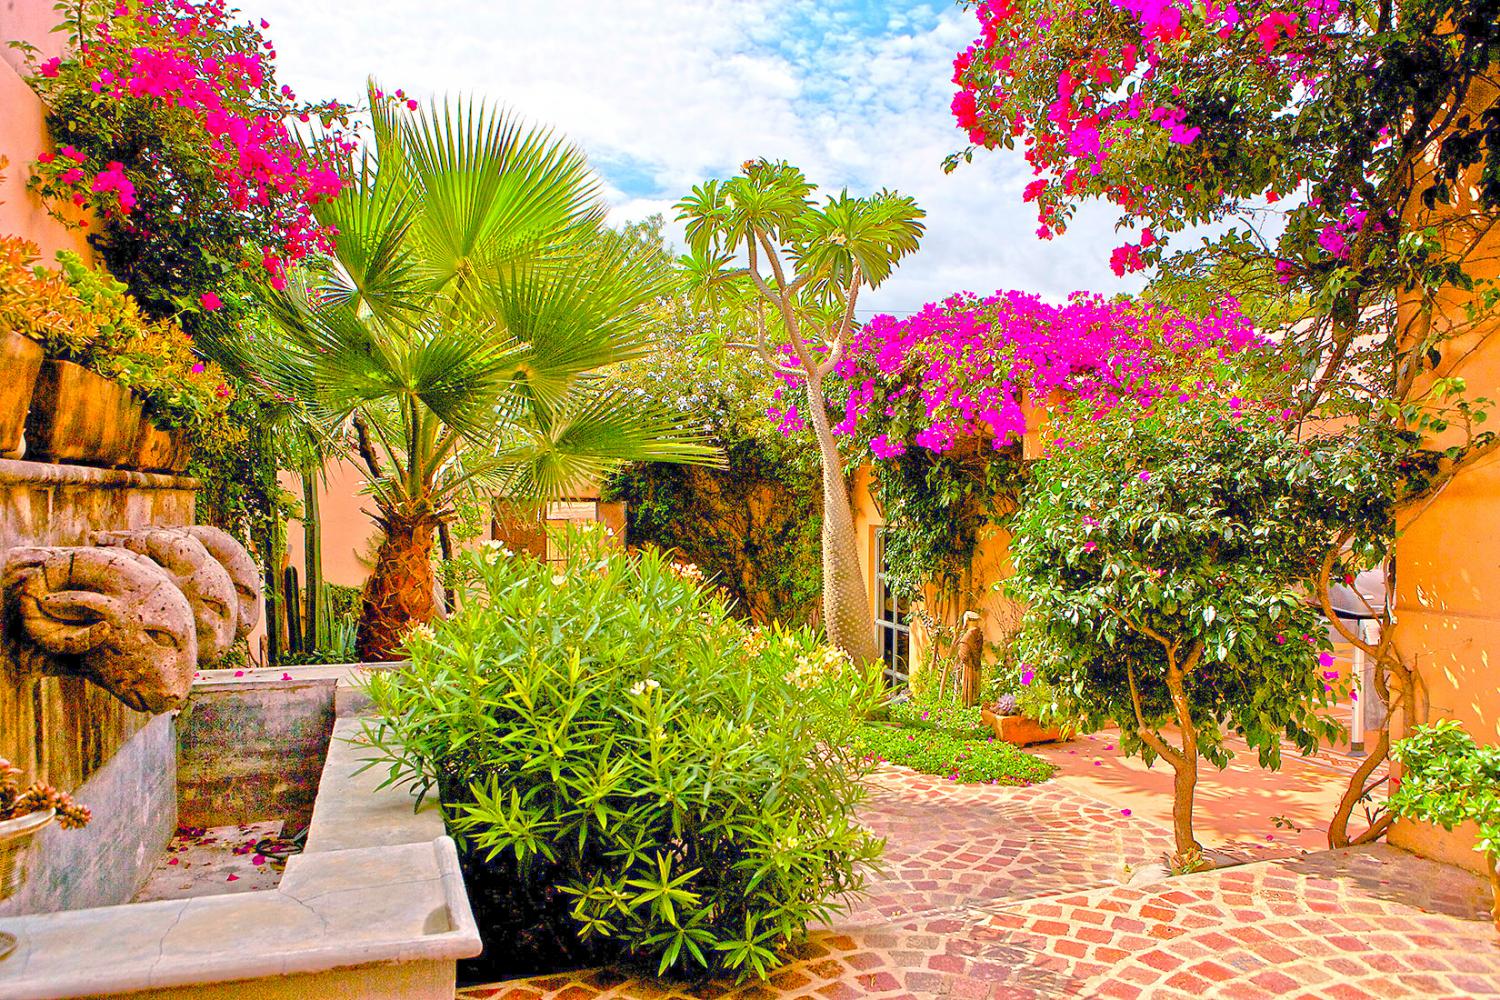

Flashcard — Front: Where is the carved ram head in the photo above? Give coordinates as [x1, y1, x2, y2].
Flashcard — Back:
[91, 529, 238, 663]
[3, 546, 198, 712]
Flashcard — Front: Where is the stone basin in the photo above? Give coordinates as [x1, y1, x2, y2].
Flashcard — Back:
[0, 664, 480, 999]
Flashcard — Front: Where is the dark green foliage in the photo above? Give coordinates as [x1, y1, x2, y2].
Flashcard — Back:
[361, 528, 884, 981]
[869, 443, 1025, 600]
[607, 449, 821, 625]
[1009, 391, 1400, 772]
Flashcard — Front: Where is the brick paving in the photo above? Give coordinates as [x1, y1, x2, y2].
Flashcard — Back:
[459, 765, 1500, 999]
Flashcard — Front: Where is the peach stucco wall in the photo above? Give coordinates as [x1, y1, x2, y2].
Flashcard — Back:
[0, 0, 92, 261]
[1387, 80, 1500, 872]
[851, 464, 1021, 683]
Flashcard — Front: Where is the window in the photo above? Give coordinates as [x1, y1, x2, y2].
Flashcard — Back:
[873, 528, 910, 687]
[543, 501, 601, 565]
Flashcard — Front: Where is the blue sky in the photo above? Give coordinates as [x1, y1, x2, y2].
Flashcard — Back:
[251, 0, 1140, 316]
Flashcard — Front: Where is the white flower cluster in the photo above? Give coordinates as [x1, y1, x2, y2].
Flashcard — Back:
[404, 621, 436, 643]
[787, 645, 853, 690]
[669, 561, 706, 584]
[628, 678, 661, 697]
[480, 539, 513, 565]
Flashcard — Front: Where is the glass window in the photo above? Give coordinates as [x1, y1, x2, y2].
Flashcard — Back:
[873, 529, 910, 688]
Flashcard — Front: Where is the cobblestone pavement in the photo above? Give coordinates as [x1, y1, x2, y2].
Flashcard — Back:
[459, 766, 1499, 999]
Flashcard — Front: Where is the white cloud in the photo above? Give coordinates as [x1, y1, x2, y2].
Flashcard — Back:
[249, 0, 1142, 313]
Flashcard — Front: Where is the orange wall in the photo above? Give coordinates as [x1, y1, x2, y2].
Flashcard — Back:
[850, 463, 1022, 685]
[0, 0, 93, 261]
[1388, 80, 1500, 871]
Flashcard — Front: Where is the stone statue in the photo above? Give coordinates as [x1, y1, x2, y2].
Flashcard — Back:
[91, 529, 237, 662]
[181, 525, 261, 640]
[2, 546, 198, 712]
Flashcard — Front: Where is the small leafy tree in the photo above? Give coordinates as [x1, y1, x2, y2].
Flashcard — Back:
[676, 160, 925, 664]
[1009, 393, 1396, 863]
[947, 0, 1500, 843]
[1389, 720, 1500, 930]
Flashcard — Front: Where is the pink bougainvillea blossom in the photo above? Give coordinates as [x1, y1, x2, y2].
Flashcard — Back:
[28, 0, 348, 285]
[772, 290, 1261, 461]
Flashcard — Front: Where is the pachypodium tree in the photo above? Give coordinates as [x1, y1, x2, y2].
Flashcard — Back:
[948, 0, 1500, 846]
[1009, 393, 1397, 864]
[676, 161, 924, 664]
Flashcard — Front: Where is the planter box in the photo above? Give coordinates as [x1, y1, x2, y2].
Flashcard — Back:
[129, 421, 192, 474]
[0, 330, 44, 459]
[23, 360, 144, 467]
[980, 707, 1066, 746]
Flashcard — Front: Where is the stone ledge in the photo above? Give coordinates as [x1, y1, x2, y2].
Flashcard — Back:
[304, 717, 445, 855]
[0, 458, 199, 491]
[0, 837, 480, 1000]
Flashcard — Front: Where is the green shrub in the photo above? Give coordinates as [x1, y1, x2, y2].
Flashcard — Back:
[880, 698, 990, 739]
[852, 723, 1053, 784]
[361, 527, 885, 980]
[1389, 720, 1500, 925]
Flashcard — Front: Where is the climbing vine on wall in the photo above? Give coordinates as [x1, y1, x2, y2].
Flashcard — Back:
[869, 440, 1024, 601]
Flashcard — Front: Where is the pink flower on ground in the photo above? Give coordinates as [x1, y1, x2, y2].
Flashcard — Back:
[1120, 808, 1132, 817]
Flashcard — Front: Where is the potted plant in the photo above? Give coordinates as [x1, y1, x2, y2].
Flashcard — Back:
[0, 758, 91, 959]
[24, 359, 145, 466]
[980, 693, 1066, 746]
[0, 237, 94, 460]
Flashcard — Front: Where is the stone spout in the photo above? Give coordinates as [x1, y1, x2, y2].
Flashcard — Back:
[3, 546, 198, 712]
[91, 528, 238, 663]
[181, 525, 261, 640]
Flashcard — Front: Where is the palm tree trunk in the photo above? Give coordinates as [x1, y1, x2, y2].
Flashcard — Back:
[805, 379, 878, 665]
[356, 511, 439, 661]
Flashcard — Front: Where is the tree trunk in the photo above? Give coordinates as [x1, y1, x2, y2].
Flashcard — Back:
[805, 379, 878, 665]
[1164, 661, 1203, 864]
[356, 512, 439, 661]
[1169, 752, 1201, 860]
[1488, 852, 1499, 934]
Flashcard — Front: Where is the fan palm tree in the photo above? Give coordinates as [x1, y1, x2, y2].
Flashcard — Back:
[249, 86, 718, 659]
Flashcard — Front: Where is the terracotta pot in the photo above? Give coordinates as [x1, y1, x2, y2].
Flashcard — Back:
[24, 360, 144, 467]
[0, 808, 54, 902]
[980, 706, 1065, 746]
[129, 420, 193, 473]
[0, 330, 45, 459]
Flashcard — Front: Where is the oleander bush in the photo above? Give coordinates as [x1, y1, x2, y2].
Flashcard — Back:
[361, 527, 885, 981]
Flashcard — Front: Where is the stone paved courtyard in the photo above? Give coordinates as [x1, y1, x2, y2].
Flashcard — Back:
[459, 765, 1500, 999]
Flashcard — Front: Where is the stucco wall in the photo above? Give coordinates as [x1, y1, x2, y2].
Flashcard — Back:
[850, 463, 1022, 685]
[0, 0, 93, 262]
[1388, 78, 1500, 872]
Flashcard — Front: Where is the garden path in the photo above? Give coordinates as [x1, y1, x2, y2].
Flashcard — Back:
[459, 766, 1498, 999]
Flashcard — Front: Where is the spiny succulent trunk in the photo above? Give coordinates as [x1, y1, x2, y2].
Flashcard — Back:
[806, 379, 878, 666]
[356, 512, 439, 662]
